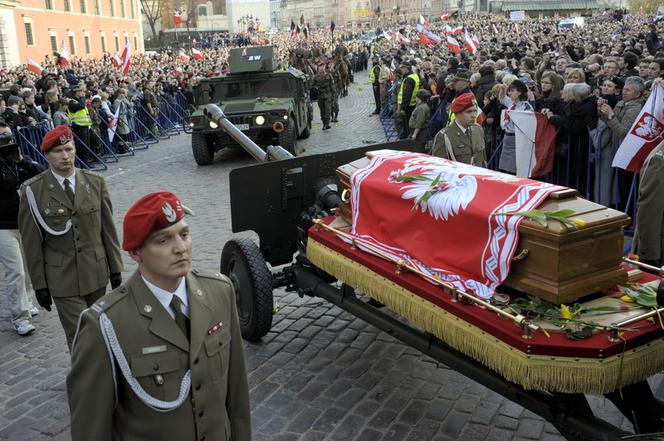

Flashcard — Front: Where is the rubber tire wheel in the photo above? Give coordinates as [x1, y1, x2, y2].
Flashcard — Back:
[192, 133, 213, 166]
[278, 120, 297, 155]
[299, 119, 311, 139]
[220, 238, 273, 342]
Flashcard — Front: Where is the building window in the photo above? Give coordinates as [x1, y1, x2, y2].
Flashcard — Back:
[114, 35, 119, 51]
[24, 22, 35, 46]
[133, 35, 137, 50]
[109, 0, 115, 16]
[45, 0, 54, 9]
[119, 0, 125, 17]
[50, 35, 58, 52]
[84, 35, 91, 53]
[69, 35, 76, 54]
[80, 0, 87, 13]
[64, 0, 72, 11]
[198, 5, 207, 16]
[129, 0, 134, 18]
[94, 0, 100, 14]
[101, 35, 106, 52]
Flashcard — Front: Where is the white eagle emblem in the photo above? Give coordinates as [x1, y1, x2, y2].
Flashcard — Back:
[162, 202, 177, 223]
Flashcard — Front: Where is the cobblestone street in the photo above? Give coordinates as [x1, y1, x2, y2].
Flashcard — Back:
[0, 71, 661, 441]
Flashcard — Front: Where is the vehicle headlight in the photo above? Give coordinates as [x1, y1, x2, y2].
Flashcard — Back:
[255, 115, 265, 125]
[283, 114, 288, 120]
[189, 122, 195, 128]
[209, 121, 218, 129]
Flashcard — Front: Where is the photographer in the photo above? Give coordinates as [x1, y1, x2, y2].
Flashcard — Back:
[0, 122, 43, 335]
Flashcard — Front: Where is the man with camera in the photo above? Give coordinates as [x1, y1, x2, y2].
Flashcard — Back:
[18, 125, 123, 348]
[0, 122, 43, 335]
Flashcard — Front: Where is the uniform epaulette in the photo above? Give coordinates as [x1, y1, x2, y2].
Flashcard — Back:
[81, 169, 103, 178]
[20, 172, 45, 189]
[89, 286, 128, 314]
[192, 269, 232, 285]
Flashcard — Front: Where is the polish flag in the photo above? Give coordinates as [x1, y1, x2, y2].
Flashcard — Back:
[26, 58, 43, 74]
[613, 83, 664, 172]
[464, 30, 478, 54]
[446, 36, 461, 54]
[60, 40, 70, 67]
[418, 32, 436, 46]
[179, 50, 190, 62]
[120, 40, 131, 75]
[419, 15, 429, 27]
[507, 111, 557, 178]
[107, 104, 121, 143]
[514, 22, 520, 34]
[452, 26, 463, 35]
[472, 34, 480, 48]
[191, 47, 204, 60]
[174, 10, 183, 25]
[382, 30, 392, 40]
[417, 25, 441, 44]
[441, 13, 449, 20]
[396, 32, 410, 44]
[173, 66, 183, 75]
[112, 54, 122, 68]
[444, 24, 453, 35]
[492, 24, 499, 34]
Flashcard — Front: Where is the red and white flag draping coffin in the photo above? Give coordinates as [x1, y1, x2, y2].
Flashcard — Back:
[612, 83, 664, 172]
[349, 151, 563, 298]
[508, 111, 557, 178]
[191, 47, 204, 60]
[26, 58, 43, 74]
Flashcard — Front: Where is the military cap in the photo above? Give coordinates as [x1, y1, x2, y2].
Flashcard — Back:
[450, 92, 476, 113]
[416, 89, 432, 101]
[122, 191, 193, 251]
[41, 125, 73, 153]
[453, 69, 471, 82]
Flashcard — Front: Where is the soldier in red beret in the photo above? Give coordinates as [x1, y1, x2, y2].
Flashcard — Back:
[431, 92, 487, 167]
[17, 125, 123, 347]
[67, 192, 251, 441]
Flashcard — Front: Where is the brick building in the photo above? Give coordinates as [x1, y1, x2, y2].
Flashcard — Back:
[0, 0, 143, 68]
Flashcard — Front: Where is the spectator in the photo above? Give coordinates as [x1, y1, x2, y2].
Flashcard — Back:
[498, 80, 534, 174]
[409, 89, 432, 144]
[475, 64, 496, 106]
[53, 98, 71, 127]
[535, 71, 564, 113]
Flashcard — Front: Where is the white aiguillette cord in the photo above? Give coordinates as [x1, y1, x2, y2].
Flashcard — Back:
[99, 313, 191, 412]
[25, 185, 72, 237]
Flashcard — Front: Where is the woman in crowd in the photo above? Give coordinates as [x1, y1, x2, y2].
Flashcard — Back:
[498, 80, 534, 174]
[52, 98, 71, 127]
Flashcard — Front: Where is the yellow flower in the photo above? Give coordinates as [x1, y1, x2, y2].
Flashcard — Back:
[560, 304, 573, 319]
[571, 218, 587, 228]
[620, 295, 636, 303]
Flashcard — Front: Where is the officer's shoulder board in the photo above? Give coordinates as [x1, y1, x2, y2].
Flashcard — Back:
[20, 171, 46, 190]
[81, 169, 103, 179]
[88, 286, 128, 315]
[192, 268, 232, 285]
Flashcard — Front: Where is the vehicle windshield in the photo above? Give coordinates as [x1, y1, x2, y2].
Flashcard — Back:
[211, 77, 294, 100]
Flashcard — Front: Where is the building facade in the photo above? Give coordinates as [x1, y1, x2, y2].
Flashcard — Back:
[0, 0, 142, 68]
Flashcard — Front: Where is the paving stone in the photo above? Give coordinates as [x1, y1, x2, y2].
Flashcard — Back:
[311, 406, 347, 432]
[285, 407, 322, 434]
[329, 414, 366, 441]
[516, 418, 545, 439]
[354, 428, 383, 440]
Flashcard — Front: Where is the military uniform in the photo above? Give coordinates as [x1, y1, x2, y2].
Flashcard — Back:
[313, 70, 333, 129]
[329, 66, 341, 123]
[18, 168, 123, 346]
[67, 269, 251, 441]
[432, 121, 487, 166]
[632, 141, 664, 268]
[409, 100, 432, 144]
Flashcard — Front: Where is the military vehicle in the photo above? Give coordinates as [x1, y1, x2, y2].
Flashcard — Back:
[188, 46, 313, 165]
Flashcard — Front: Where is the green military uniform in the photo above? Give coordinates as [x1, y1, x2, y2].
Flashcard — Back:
[18, 169, 123, 346]
[632, 140, 664, 268]
[431, 121, 487, 166]
[67, 269, 251, 441]
[409, 101, 432, 144]
[313, 70, 333, 129]
[330, 67, 341, 123]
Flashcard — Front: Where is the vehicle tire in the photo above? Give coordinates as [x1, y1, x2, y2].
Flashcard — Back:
[220, 238, 273, 342]
[278, 120, 297, 155]
[192, 133, 214, 165]
[299, 117, 311, 140]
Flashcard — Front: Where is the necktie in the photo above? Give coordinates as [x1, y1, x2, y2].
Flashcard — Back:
[63, 178, 75, 204]
[170, 295, 190, 339]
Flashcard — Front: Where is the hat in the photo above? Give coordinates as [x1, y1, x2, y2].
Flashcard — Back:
[416, 89, 431, 101]
[453, 69, 471, 82]
[450, 92, 476, 113]
[122, 192, 193, 251]
[91, 95, 102, 102]
[40, 125, 73, 153]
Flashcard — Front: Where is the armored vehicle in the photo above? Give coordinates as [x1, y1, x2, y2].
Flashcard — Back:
[188, 46, 313, 165]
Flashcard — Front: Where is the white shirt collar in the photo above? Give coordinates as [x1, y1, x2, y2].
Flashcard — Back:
[454, 119, 468, 134]
[141, 275, 189, 319]
[51, 169, 76, 192]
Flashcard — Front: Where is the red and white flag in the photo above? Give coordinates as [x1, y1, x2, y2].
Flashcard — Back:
[419, 15, 429, 27]
[60, 40, 70, 67]
[191, 47, 204, 60]
[452, 26, 463, 35]
[514, 23, 520, 34]
[464, 30, 478, 54]
[418, 32, 436, 46]
[120, 40, 131, 75]
[444, 24, 453, 35]
[507, 111, 557, 178]
[639, 6, 644, 16]
[174, 10, 183, 25]
[417, 25, 441, 44]
[447, 36, 461, 54]
[492, 24, 499, 34]
[612, 84, 664, 172]
[441, 13, 449, 20]
[395, 32, 410, 44]
[472, 34, 480, 48]
[107, 104, 121, 143]
[179, 50, 190, 62]
[112, 54, 122, 68]
[173, 66, 183, 75]
[382, 30, 392, 40]
[26, 58, 43, 74]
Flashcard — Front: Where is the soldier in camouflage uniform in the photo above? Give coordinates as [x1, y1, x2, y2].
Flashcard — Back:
[328, 61, 341, 123]
[313, 62, 333, 130]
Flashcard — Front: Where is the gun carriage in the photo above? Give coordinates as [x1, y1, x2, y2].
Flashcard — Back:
[206, 105, 664, 440]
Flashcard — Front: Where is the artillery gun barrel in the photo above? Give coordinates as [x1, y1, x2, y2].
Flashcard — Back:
[204, 104, 294, 162]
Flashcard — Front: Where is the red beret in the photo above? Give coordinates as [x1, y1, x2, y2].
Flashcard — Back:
[122, 192, 192, 251]
[450, 92, 476, 114]
[41, 125, 73, 153]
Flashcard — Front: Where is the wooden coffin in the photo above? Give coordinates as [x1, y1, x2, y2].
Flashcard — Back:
[336, 154, 630, 305]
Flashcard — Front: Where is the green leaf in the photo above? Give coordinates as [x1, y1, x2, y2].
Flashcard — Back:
[546, 209, 576, 218]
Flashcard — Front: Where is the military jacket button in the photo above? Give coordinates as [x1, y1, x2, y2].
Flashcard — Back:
[154, 374, 164, 385]
[153, 363, 159, 371]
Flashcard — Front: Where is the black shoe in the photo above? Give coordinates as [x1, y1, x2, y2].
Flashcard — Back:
[372, 110, 380, 115]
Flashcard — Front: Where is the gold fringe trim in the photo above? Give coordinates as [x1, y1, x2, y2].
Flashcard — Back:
[307, 238, 664, 394]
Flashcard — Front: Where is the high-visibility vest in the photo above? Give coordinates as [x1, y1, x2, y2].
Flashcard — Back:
[68, 106, 92, 127]
[397, 73, 420, 106]
[370, 65, 380, 84]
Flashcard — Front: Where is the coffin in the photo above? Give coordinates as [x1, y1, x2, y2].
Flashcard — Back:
[336, 153, 630, 305]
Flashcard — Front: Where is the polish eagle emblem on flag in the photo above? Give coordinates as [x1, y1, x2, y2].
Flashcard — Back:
[630, 112, 664, 142]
